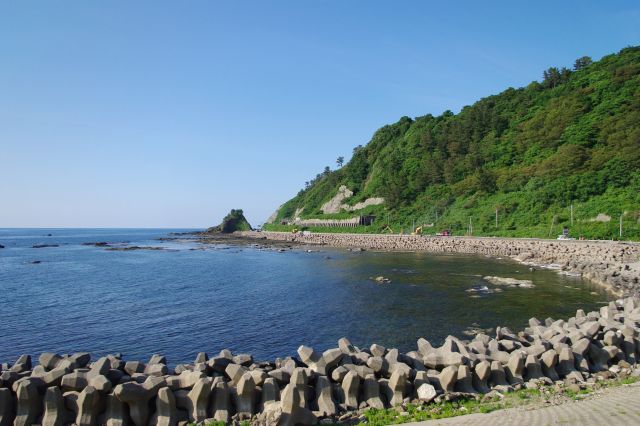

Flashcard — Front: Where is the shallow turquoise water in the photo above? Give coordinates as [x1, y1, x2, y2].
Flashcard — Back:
[0, 228, 609, 364]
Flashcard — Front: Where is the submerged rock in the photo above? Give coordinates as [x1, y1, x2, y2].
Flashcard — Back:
[483, 276, 535, 288]
[81, 242, 110, 247]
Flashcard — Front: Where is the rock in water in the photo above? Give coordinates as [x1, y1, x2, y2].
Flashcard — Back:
[483, 276, 534, 288]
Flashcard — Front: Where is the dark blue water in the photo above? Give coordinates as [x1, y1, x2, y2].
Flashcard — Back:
[0, 228, 609, 365]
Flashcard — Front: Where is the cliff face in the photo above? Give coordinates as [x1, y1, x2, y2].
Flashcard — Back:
[269, 46, 640, 240]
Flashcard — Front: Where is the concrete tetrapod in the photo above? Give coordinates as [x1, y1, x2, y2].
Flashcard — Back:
[124, 361, 145, 376]
[363, 374, 385, 409]
[150, 387, 178, 426]
[489, 361, 512, 392]
[260, 377, 281, 413]
[438, 365, 458, 393]
[338, 337, 359, 356]
[76, 386, 101, 426]
[313, 375, 337, 416]
[234, 373, 256, 420]
[102, 393, 130, 426]
[414, 371, 437, 404]
[297, 346, 327, 376]
[41, 365, 72, 388]
[233, 354, 253, 366]
[322, 348, 344, 371]
[194, 352, 208, 364]
[571, 338, 592, 373]
[39, 353, 64, 371]
[540, 349, 560, 381]
[388, 370, 407, 405]
[165, 371, 205, 390]
[331, 366, 348, 383]
[42, 386, 68, 426]
[224, 363, 247, 387]
[14, 379, 42, 426]
[557, 347, 582, 381]
[249, 369, 268, 387]
[622, 337, 637, 364]
[113, 376, 165, 426]
[588, 343, 611, 372]
[341, 370, 360, 411]
[505, 351, 526, 385]
[370, 344, 386, 358]
[10, 355, 32, 374]
[290, 368, 310, 408]
[175, 377, 212, 424]
[61, 357, 111, 392]
[472, 361, 491, 393]
[210, 378, 231, 423]
[366, 356, 389, 376]
[524, 355, 545, 382]
[277, 383, 317, 426]
[455, 365, 477, 393]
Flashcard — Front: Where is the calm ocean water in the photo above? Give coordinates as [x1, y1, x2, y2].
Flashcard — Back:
[0, 228, 609, 365]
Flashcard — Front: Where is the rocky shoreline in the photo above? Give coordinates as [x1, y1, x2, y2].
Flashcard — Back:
[1, 297, 640, 425]
[240, 232, 640, 297]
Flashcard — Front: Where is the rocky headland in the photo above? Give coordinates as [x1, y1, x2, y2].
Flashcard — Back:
[205, 210, 252, 234]
[1, 297, 640, 425]
[240, 232, 640, 297]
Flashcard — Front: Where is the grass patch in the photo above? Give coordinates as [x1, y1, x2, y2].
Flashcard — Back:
[358, 376, 640, 425]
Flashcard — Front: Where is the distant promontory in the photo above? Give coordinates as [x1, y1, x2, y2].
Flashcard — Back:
[206, 209, 252, 234]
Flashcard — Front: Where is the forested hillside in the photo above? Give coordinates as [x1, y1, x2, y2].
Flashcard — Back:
[267, 46, 640, 240]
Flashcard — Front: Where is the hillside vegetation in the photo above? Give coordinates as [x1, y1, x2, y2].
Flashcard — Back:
[266, 46, 640, 240]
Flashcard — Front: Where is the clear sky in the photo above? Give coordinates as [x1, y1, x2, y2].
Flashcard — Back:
[1, 1, 639, 228]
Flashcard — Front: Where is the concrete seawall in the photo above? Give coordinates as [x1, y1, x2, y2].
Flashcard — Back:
[240, 232, 640, 297]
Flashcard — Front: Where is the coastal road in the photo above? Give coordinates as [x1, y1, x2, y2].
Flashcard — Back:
[406, 382, 640, 425]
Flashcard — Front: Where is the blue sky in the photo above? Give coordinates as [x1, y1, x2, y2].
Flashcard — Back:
[1, 1, 639, 228]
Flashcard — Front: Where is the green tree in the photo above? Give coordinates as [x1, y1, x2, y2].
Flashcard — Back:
[543, 67, 571, 88]
[336, 156, 344, 168]
[573, 56, 593, 70]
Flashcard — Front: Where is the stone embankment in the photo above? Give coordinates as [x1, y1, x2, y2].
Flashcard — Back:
[241, 232, 640, 297]
[2, 298, 640, 425]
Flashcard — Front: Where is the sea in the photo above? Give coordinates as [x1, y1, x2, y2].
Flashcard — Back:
[0, 228, 609, 365]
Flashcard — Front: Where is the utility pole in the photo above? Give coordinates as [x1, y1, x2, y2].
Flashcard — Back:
[469, 217, 473, 236]
[435, 210, 438, 224]
[620, 214, 623, 239]
[495, 208, 498, 227]
[548, 215, 556, 238]
[570, 204, 574, 227]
